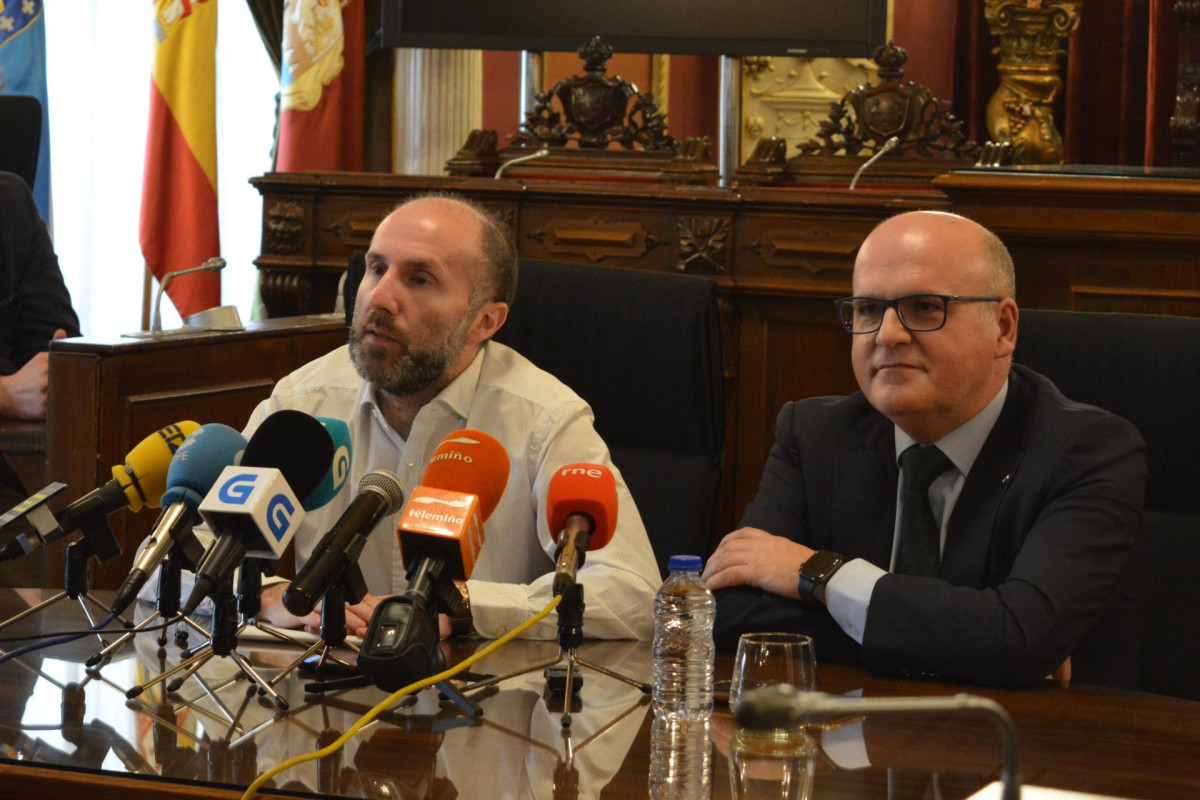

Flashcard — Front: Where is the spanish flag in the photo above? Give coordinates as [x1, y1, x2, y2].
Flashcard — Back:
[139, 0, 220, 320]
[275, 0, 364, 172]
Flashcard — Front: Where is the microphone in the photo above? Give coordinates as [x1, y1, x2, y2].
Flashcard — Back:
[395, 429, 511, 580]
[303, 417, 353, 511]
[734, 685, 1022, 800]
[849, 136, 901, 191]
[109, 424, 248, 616]
[494, 147, 550, 179]
[181, 410, 333, 616]
[0, 421, 200, 563]
[358, 429, 509, 690]
[282, 470, 406, 617]
[546, 463, 618, 597]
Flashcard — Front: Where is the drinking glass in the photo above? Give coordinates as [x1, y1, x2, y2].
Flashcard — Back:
[728, 632, 816, 757]
[729, 729, 816, 800]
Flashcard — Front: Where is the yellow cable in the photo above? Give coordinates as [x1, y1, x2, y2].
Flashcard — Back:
[242, 594, 563, 800]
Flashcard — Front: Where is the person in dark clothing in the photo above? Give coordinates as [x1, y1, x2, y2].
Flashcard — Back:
[703, 211, 1145, 689]
[0, 169, 81, 585]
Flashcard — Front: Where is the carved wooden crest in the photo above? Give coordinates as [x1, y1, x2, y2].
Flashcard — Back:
[511, 37, 676, 151]
[798, 42, 980, 159]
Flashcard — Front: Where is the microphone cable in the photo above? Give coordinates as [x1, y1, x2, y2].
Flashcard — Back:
[0, 614, 187, 664]
[241, 593, 564, 800]
[0, 612, 120, 666]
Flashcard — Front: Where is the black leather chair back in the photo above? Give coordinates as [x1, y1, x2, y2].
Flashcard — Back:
[495, 260, 725, 577]
[1015, 309, 1200, 699]
[0, 95, 43, 190]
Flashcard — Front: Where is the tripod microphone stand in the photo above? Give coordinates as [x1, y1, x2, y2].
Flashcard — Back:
[0, 537, 132, 649]
[126, 565, 291, 710]
[458, 582, 650, 728]
[266, 563, 366, 692]
[86, 536, 213, 669]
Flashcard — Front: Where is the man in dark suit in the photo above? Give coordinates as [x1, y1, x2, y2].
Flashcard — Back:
[703, 210, 1146, 688]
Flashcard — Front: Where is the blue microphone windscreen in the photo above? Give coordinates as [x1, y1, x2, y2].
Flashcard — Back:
[304, 417, 352, 511]
[161, 424, 248, 508]
[242, 410, 334, 504]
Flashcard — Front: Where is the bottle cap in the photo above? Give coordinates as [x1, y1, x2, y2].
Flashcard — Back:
[668, 555, 703, 572]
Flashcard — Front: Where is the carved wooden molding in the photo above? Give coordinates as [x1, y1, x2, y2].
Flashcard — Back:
[323, 213, 386, 249]
[742, 226, 858, 275]
[525, 217, 662, 262]
[1071, 284, 1200, 314]
[260, 270, 314, 317]
[263, 201, 307, 255]
[677, 216, 731, 274]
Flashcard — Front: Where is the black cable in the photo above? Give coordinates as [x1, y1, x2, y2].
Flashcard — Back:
[0, 614, 185, 663]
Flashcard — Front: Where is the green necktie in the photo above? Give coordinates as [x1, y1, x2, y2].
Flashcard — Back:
[895, 444, 954, 577]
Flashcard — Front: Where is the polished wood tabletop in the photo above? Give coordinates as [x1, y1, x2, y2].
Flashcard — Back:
[0, 588, 1197, 799]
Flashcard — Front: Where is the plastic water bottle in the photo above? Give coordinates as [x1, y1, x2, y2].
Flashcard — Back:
[652, 554, 716, 722]
[648, 715, 713, 800]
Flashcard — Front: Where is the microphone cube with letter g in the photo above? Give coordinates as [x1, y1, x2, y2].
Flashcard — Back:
[199, 466, 306, 559]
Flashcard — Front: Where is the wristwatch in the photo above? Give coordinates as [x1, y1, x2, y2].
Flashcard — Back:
[797, 550, 846, 604]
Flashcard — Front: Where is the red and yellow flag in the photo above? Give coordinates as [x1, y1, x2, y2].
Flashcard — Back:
[276, 0, 365, 172]
[140, 0, 220, 320]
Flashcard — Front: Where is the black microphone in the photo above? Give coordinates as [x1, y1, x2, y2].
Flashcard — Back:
[734, 685, 1022, 800]
[283, 470, 406, 617]
[181, 410, 333, 616]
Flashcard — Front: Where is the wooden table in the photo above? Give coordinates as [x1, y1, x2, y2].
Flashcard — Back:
[0, 589, 1197, 799]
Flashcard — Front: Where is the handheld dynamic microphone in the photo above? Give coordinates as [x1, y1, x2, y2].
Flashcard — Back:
[546, 464, 618, 598]
[358, 430, 509, 690]
[181, 410, 333, 616]
[109, 424, 248, 616]
[395, 429, 510, 580]
[304, 418, 352, 511]
[283, 470, 406, 617]
[0, 421, 199, 563]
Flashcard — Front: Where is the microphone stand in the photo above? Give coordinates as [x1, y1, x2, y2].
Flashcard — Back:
[0, 533, 132, 646]
[126, 567, 290, 710]
[86, 534, 214, 669]
[457, 582, 651, 728]
[306, 565, 487, 719]
[265, 563, 365, 692]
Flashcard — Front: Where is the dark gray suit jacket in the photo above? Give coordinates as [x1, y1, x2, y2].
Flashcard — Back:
[714, 365, 1147, 688]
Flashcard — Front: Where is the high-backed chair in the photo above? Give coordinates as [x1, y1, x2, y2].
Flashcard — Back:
[1014, 309, 1200, 700]
[496, 260, 724, 576]
[0, 95, 43, 190]
[344, 255, 726, 577]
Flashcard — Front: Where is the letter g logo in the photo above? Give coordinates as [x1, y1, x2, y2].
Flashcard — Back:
[267, 494, 296, 542]
[332, 445, 351, 491]
[218, 474, 258, 505]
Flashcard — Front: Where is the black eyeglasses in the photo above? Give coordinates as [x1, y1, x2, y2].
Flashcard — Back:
[833, 294, 1003, 334]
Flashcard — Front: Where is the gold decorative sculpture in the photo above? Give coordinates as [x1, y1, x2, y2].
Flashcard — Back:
[984, 0, 1084, 164]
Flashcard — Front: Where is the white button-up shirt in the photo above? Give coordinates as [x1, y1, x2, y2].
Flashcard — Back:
[245, 341, 661, 640]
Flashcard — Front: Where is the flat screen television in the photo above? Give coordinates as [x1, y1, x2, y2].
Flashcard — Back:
[381, 0, 888, 58]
